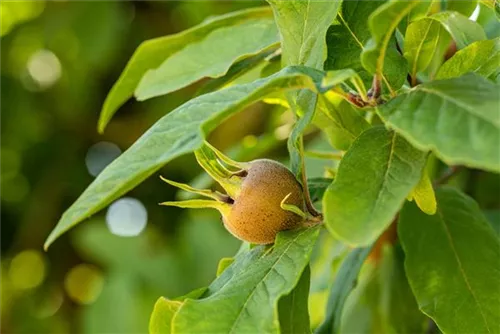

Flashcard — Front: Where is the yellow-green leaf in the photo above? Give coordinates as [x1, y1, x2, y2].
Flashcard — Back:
[410, 170, 437, 215]
[99, 7, 277, 133]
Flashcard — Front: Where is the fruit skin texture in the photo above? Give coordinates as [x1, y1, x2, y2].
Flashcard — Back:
[222, 159, 305, 244]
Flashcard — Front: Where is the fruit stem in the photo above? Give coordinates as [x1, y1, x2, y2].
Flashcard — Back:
[302, 215, 324, 227]
[299, 138, 322, 217]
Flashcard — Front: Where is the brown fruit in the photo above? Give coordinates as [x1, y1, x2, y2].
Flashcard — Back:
[222, 159, 305, 244]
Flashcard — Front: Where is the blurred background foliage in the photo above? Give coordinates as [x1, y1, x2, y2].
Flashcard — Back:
[2, 1, 499, 334]
[0, 1, 335, 333]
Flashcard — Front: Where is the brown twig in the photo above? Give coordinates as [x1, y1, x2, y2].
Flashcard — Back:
[368, 214, 399, 263]
[434, 166, 463, 186]
[408, 73, 421, 87]
[347, 92, 369, 108]
[444, 41, 457, 61]
[368, 75, 382, 101]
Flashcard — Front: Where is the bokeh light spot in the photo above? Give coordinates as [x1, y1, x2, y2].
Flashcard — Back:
[106, 197, 148, 237]
[85, 142, 121, 177]
[64, 264, 104, 305]
[27, 49, 62, 89]
[8, 250, 46, 290]
[274, 124, 291, 140]
[242, 135, 258, 148]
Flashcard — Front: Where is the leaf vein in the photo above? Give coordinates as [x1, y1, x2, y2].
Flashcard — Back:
[227, 229, 309, 334]
[437, 209, 492, 333]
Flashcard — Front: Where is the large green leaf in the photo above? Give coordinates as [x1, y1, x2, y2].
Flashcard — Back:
[268, 0, 341, 179]
[44, 66, 327, 249]
[267, 0, 341, 69]
[404, 18, 442, 83]
[377, 73, 500, 173]
[98, 7, 275, 132]
[314, 97, 371, 151]
[436, 37, 500, 79]
[135, 16, 279, 101]
[340, 245, 428, 334]
[430, 11, 486, 49]
[398, 1, 435, 34]
[314, 246, 372, 334]
[325, 0, 386, 85]
[375, 245, 429, 334]
[399, 187, 500, 334]
[484, 210, 500, 236]
[278, 265, 312, 334]
[195, 49, 275, 96]
[445, 0, 479, 17]
[172, 226, 321, 334]
[361, 0, 417, 92]
[323, 126, 427, 246]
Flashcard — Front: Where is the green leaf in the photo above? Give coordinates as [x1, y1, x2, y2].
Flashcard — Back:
[195, 49, 276, 96]
[44, 66, 327, 249]
[325, 0, 386, 85]
[445, 0, 479, 17]
[477, 2, 500, 39]
[399, 187, 500, 334]
[267, 0, 342, 69]
[399, 1, 435, 34]
[340, 245, 428, 334]
[268, 0, 341, 179]
[149, 298, 181, 334]
[150, 288, 207, 334]
[323, 126, 427, 246]
[404, 18, 442, 83]
[309, 232, 349, 329]
[436, 37, 500, 79]
[480, 0, 496, 11]
[361, 0, 418, 92]
[314, 97, 371, 151]
[314, 246, 372, 334]
[278, 265, 312, 334]
[377, 73, 500, 173]
[307, 177, 333, 203]
[98, 7, 276, 133]
[172, 226, 321, 334]
[216, 257, 235, 277]
[430, 11, 487, 49]
[375, 245, 429, 333]
[484, 210, 500, 236]
[135, 16, 279, 101]
[322, 69, 368, 100]
[287, 91, 320, 178]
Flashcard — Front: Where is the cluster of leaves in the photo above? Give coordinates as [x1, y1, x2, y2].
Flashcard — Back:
[45, 1, 500, 333]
